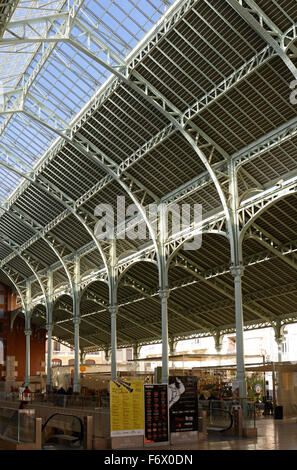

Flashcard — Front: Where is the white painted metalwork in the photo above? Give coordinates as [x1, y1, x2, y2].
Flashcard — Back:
[0, 0, 296, 388]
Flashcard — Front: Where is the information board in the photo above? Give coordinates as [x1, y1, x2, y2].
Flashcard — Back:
[144, 384, 169, 444]
[169, 376, 198, 433]
[110, 378, 144, 437]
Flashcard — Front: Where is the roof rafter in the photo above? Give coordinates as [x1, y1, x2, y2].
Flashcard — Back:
[226, 0, 297, 79]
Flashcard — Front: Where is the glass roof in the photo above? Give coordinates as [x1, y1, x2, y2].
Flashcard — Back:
[0, 0, 174, 201]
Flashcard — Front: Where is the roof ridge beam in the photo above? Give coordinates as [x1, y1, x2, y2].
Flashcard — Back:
[226, 0, 297, 79]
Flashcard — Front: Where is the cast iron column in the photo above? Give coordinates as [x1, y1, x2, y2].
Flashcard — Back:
[73, 256, 81, 393]
[159, 203, 169, 384]
[229, 161, 247, 399]
[109, 241, 118, 381]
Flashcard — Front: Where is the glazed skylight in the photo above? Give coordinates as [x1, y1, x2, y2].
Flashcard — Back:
[0, 0, 173, 200]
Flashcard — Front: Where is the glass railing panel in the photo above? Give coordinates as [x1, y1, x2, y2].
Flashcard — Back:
[17, 410, 36, 443]
[241, 399, 256, 429]
[0, 408, 35, 443]
[198, 400, 233, 431]
[0, 407, 19, 441]
[93, 408, 110, 438]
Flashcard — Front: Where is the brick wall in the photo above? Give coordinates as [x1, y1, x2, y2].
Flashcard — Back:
[0, 283, 46, 385]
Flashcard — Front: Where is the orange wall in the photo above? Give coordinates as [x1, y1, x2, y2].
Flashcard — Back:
[0, 283, 46, 384]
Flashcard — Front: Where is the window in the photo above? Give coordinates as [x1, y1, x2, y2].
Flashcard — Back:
[227, 337, 236, 353]
[117, 350, 123, 362]
[53, 341, 61, 352]
[127, 348, 133, 361]
[282, 342, 288, 353]
[52, 358, 62, 367]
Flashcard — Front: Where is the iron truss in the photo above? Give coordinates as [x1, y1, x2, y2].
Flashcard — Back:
[0, 0, 296, 362]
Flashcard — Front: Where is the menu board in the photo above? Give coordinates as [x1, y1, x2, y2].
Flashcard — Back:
[144, 384, 169, 444]
[110, 378, 144, 437]
[169, 376, 198, 433]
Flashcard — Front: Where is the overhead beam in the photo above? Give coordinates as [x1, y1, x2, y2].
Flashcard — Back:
[226, 0, 297, 79]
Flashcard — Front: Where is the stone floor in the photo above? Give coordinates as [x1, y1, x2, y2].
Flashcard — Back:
[138, 416, 297, 451]
[41, 415, 297, 451]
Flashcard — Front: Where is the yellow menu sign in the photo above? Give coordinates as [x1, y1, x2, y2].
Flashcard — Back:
[110, 378, 144, 437]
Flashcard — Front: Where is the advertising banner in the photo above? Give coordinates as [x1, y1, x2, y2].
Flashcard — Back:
[110, 378, 144, 437]
[144, 384, 169, 445]
[169, 376, 198, 433]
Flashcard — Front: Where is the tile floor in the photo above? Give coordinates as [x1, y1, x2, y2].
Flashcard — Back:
[139, 416, 297, 451]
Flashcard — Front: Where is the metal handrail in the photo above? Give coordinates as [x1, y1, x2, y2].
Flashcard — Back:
[42, 412, 84, 444]
[208, 408, 233, 432]
[199, 400, 234, 432]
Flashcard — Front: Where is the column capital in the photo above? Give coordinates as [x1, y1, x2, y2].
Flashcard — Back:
[109, 305, 118, 316]
[275, 334, 285, 344]
[230, 264, 244, 278]
[159, 288, 169, 299]
[104, 347, 111, 362]
[169, 337, 178, 355]
[24, 329, 32, 336]
[46, 323, 53, 332]
[214, 331, 223, 353]
[133, 343, 141, 359]
[25, 307, 31, 314]
[73, 316, 81, 326]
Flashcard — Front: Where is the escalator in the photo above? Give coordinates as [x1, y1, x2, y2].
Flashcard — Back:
[42, 413, 84, 450]
[199, 402, 233, 432]
[205, 407, 233, 432]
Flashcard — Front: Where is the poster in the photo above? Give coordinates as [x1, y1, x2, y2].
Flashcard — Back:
[169, 376, 198, 433]
[110, 378, 144, 437]
[144, 384, 169, 444]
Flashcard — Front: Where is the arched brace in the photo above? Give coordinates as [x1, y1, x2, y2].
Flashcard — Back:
[0, 240, 48, 320]
[167, 229, 229, 267]
[42, 146, 159, 279]
[116, 258, 158, 289]
[79, 278, 110, 309]
[0, 203, 75, 282]
[67, 138, 162, 270]
[36, 237, 74, 294]
[52, 293, 73, 312]
[1, 248, 47, 304]
[12, 38, 162, 268]
[123, 74, 233, 246]
[31, 303, 47, 314]
[239, 185, 297, 244]
[79, 276, 109, 294]
[272, 320, 286, 340]
[0, 161, 110, 284]
[226, 1, 297, 80]
[16, 35, 228, 275]
[281, 23, 297, 54]
[0, 266, 26, 310]
[238, 188, 263, 205]
[214, 330, 224, 353]
[30, 303, 47, 329]
[70, 211, 110, 283]
[10, 309, 24, 331]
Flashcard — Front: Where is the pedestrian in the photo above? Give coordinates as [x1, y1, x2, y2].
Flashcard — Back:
[22, 385, 31, 401]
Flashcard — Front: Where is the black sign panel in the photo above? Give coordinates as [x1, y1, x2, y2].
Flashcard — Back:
[144, 384, 169, 444]
[169, 376, 198, 433]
